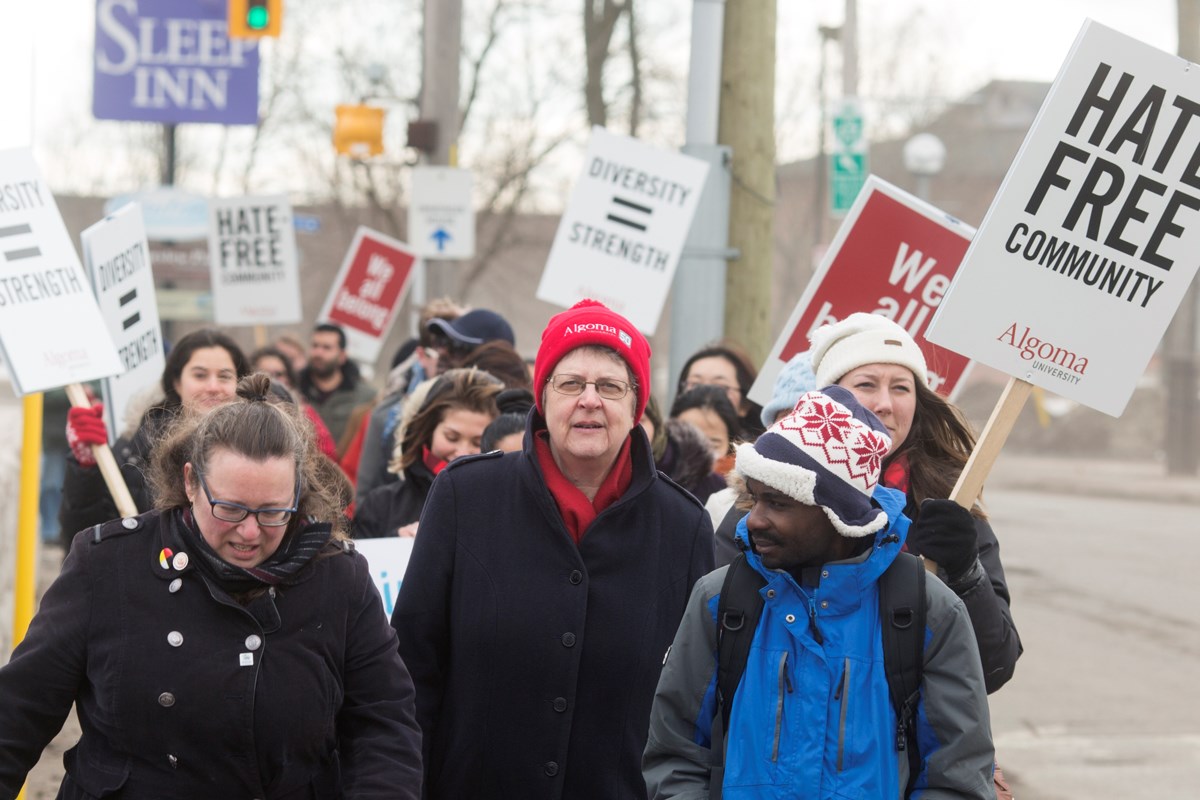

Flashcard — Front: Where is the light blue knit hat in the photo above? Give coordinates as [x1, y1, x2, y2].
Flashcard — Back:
[760, 351, 817, 428]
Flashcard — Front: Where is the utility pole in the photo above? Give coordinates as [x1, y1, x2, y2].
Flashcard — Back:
[1165, 0, 1200, 474]
[718, 0, 776, 364]
[419, 0, 462, 300]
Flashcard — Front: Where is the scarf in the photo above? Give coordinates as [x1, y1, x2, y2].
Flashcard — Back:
[534, 431, 633, 544]
[882, 451, 911, 494]
[175, 507, 332, 595]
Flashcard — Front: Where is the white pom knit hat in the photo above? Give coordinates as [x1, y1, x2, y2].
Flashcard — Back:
[808, 312, 928, 389]
[735, 386, 892, 538]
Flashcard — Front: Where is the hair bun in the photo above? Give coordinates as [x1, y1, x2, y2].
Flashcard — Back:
[237, 372, 275, 402]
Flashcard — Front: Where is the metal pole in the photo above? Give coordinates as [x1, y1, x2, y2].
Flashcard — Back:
[162, 123, 176, 186]
[842, 0, 857, 97]
[420, 0, 463, 300]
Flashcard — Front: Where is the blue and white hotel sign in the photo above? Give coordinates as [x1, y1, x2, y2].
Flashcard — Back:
[93, 0, 260, 125]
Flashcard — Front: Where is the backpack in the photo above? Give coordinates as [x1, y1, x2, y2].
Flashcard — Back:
[713, 550, 926, 797]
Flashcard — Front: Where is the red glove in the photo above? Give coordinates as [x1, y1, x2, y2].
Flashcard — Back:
[67, 404, 109, 468]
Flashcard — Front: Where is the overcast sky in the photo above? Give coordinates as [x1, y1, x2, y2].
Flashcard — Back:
[0, 1, 1184, 168]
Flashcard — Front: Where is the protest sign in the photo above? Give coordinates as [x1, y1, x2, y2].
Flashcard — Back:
[928, 20, 1200, 418]
[317, 227, 419, 363]
[81, 203, 165, 439]
[537, 126, 709, 334]
[0, 148, 123, 396]
[750, 176, 975, 407]
[353, 537, 415, 617]
[207, 194, 302, 326]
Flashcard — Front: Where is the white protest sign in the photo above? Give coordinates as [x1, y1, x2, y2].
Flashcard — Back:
[0, 148, 123, 396]
[928, 20, 1200, 417]
[537, 126, 709, 334]
[353, 537, 415, 617]
[207, 194, 302, 326]
[80, 203, 165, 440]
[409, 166, 475, 259]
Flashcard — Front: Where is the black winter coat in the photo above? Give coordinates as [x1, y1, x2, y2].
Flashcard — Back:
[352, 461, 435, 539]
[0, 510, 423, 799]
[391, 419, 714, 800]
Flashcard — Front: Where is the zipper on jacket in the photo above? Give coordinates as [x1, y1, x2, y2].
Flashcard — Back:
[836, 658, 850, 772]
[808, 597, 824, 644]
[771, 652, 792, 762]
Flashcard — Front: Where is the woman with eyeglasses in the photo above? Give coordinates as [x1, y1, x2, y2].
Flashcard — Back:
[0, 374, 423, 798]
[352, 368, 503, 539]
[675, 341, 766, 441]
[392, 300, 714, 800]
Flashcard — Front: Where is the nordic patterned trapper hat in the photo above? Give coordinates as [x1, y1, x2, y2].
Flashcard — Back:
[735, 385, 892, 538]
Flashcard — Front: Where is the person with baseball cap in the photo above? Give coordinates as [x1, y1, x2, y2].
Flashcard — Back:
[808, 312, 1022, 697]
[392, 299, 714, 800]
[644, 386, 995, 799]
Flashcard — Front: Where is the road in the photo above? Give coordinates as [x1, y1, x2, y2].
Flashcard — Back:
[985, 489, 1200, 799]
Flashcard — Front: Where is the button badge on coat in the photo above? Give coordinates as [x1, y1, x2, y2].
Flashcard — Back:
[167, 631, 183, 647]
[159, 548, 173, 570]
[172, 552, 189, 571]
[168, 578, 182, 594]
[244, 635, 262, 651]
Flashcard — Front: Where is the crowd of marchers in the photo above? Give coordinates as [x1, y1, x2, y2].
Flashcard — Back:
[0, 298, 1019, 800]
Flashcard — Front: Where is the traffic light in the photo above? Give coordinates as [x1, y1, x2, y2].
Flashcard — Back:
[228, 0, 282, 39]
[334, 105, 386, 158]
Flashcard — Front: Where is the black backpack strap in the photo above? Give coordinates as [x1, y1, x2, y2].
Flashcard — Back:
[879, 551, 927, 798]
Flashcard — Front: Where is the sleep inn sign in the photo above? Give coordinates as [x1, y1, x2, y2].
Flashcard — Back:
[93, 0, 260, 125]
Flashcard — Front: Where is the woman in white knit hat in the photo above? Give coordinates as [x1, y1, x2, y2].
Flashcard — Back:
[809, 312, 1022, 697]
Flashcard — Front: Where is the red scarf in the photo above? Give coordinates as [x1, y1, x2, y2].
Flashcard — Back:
[881, 451, 910, 494]
[534, 431, 634, 544]
[423, 446, 448, 475]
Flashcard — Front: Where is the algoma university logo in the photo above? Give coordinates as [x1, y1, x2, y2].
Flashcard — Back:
[996, 322, 1089, 375]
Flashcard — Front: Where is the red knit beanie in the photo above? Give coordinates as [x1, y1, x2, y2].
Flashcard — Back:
[534, 300, 652, 423]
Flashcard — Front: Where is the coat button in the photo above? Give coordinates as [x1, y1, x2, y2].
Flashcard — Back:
[766, 589, 776, 598]
[552, 697, 568, 712]
[569, 570, 583, 585]
[543, 761, 559, 777]
[167, 631, 183, 647]
[121, 517, 139, 529]
[167, 754, 178, 768]
[168, 578, 182, 594]
[821, 570, 829, 579]
[244, 635, 262, 651]
[158, 692, 176, 707]
[785, 614, 796, 624]
[561, 632, 576, 647]
[820, 600, 829, 609]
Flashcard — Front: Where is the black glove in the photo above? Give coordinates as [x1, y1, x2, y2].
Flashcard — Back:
[909, 498, 978, 580]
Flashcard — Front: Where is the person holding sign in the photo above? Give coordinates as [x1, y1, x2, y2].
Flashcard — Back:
[0, 374, 422, 798]
[391, 299, 714, 800]
[809, 313, 1023, 693]
[59, 328, 251, 541]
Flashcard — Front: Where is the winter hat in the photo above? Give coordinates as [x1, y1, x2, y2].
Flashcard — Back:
[533, 299, 652, 423]
[760, 351, 817, 428]
[428, 308, 516, 347]
[809, 312, 928, 389]
[735, 385, 891, 538]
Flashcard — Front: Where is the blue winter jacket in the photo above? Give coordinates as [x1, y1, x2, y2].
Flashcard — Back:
[643, 485, 995, 799]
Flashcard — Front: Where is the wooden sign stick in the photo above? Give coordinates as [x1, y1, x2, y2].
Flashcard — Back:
[924, 376, 1033, 575]
[65, 382, 139, 519]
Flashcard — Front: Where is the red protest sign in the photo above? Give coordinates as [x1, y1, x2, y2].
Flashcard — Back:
[752, 177, 975, 403]
[318, 227, 418, 361]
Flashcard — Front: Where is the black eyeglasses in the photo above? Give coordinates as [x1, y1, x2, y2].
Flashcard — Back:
[196, 471, 299, 527]
[547, 373, 633, 401]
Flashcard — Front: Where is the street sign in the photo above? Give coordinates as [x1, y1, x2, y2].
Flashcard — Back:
[0, 148, 123, 395]
[93, 0, 260, 125]
[317, 227, 419, 363]
[409, 167, 475, 259]
[106, 187, 209, 242]
[750, 176, 975, 406]
[207, 194, 302, 326]
[537, 126, 709, 334]
[831, 99, 868, 215]
[928, 20, 1200, 417]
[80, 203, 166, 442]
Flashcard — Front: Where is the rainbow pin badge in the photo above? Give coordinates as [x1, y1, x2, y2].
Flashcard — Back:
[159, 548, 174, 570]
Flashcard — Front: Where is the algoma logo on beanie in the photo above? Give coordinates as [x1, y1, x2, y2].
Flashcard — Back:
[562, 322, 618, 336]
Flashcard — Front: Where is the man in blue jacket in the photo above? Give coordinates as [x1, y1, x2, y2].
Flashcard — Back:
[643, 386, 995, 799]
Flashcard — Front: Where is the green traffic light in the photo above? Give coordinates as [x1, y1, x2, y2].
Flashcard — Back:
[247, 5, 269, 30]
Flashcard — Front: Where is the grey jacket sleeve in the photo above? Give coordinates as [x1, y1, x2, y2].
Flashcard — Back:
[909, 576, 996, 799]
[948, 516, 1022, 694]
[643, 568, 726, 800]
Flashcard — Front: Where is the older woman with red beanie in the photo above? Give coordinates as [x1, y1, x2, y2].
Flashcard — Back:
[391, 299, 715, 800]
